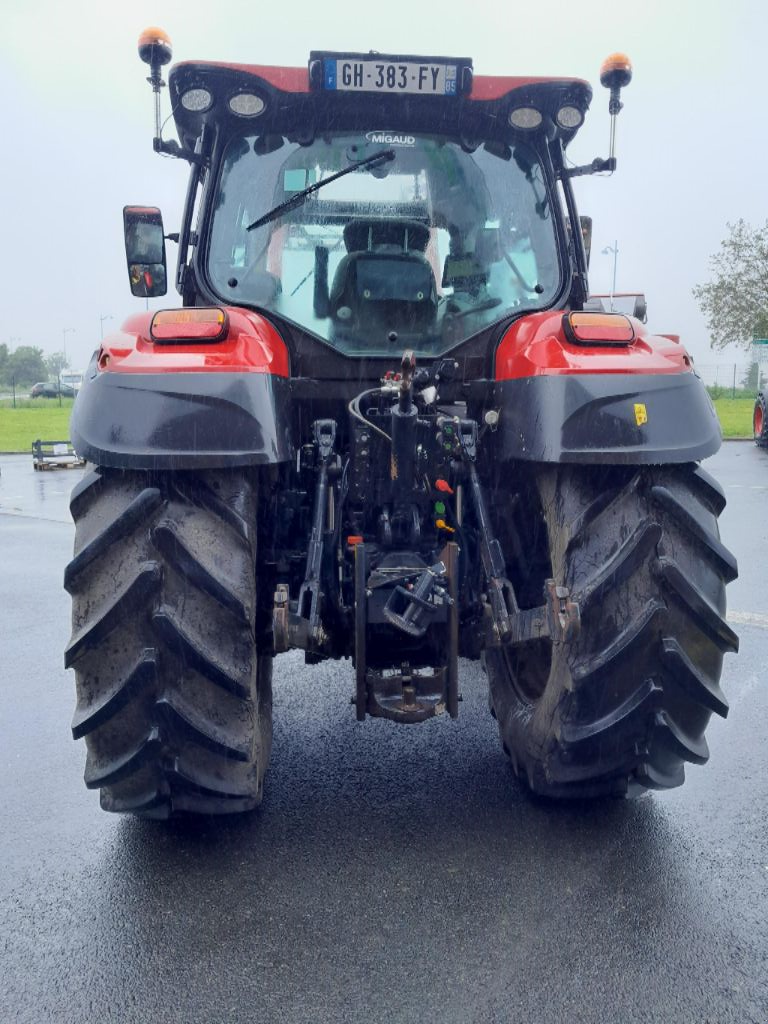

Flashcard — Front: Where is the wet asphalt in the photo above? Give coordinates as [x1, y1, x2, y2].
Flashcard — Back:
[0, 445, 766, 1024]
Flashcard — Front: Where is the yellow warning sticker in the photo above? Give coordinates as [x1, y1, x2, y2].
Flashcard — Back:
[634, 403, 648, 426]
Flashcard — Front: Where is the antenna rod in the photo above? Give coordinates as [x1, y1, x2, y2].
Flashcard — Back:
[600, 53, 633, 168]
[137, 27, 173, 152]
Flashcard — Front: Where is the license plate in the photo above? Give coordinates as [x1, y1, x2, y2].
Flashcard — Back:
[324, 58, 459, 96]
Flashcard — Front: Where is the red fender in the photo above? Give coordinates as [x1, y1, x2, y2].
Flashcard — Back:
[96, 307, 289, 377]
[495, 311, 692, 380]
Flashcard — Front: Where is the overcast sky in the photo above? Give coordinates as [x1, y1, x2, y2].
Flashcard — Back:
[2, 0, 766, 371]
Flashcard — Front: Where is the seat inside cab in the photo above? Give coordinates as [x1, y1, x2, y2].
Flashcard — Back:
[328, 219, 438, 333]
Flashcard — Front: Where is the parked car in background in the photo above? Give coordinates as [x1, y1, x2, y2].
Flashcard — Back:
[30, 381, 77, 399]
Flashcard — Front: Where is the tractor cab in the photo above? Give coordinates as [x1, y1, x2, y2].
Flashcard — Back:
[204, 123, 561, 356]
[134, 48, 613, 363]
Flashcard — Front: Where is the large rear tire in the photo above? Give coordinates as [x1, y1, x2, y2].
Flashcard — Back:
[65, 466, 272, 818]
[486, 462, 738, 798]
[753, 393, 768, 447]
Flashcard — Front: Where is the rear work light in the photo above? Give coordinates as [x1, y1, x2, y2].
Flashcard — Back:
[556, 105, 584, 129]
[229, 92, 266, 116]
[181, 87, 213, 112]
[509, 107, 543, 130]
[563, 311, 636, 346]
[150, 307, 229, 343]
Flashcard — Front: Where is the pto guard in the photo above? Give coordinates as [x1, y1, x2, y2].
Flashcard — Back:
[487, 311, 721, 464]
[70, 309, 293, 470]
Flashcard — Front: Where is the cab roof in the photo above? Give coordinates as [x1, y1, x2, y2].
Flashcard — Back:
[169, 60, 593, 153]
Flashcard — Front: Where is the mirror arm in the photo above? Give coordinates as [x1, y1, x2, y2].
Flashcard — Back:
[568, 271, 589, 310]
[153, 137, 206, 166]
[565, 156, 617, 178]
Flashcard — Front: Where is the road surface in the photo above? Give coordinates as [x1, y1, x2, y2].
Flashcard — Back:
[0, 445, 766, 1023]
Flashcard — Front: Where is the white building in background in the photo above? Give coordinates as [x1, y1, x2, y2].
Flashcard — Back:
[59, 370, 84, 392]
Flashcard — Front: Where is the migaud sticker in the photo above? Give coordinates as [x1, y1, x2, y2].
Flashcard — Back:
[634, 403, 648, 426]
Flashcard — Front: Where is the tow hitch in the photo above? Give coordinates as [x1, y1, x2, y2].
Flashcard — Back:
[353, 542, 460, 723]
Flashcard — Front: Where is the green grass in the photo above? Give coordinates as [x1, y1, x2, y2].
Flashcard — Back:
[0, 400, 74, 451]
[713, 397, 754, 438]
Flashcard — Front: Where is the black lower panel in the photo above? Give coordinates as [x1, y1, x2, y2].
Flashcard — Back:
[73, 367, 720, 471]
[71, 369, 292, 470]
[483, 372, 721, 464]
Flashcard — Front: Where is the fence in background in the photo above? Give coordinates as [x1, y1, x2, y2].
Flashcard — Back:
[695, 363, 765, 398]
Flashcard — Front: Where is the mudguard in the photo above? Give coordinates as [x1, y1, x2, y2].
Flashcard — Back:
[70, 309, 293, 470]
[487, 312, 721, 465]
[484, 372, 721, 465]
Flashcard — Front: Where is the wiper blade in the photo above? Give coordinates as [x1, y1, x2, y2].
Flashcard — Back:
[246, 149, 396, 232]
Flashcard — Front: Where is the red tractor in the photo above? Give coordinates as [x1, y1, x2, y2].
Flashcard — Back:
[65, 32, 738, 817]
[754, 390, 768, 446]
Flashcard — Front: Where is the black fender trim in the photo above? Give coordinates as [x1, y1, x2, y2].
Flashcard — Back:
[482, 372, 721, 464]
[71, 369, 293, 470]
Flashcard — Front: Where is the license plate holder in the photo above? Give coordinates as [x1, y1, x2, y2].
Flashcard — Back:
[309, 52, 472, 97]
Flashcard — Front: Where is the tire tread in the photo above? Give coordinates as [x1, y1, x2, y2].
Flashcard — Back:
[66, 468, 269, 818]
[487, 462, 737, 799]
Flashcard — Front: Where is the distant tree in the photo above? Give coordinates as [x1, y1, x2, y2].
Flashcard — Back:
[45, 351, 69, 378]
[6, 346, 47, 386]
[0, 343, 8, 380]
[740, 361, 766, 392]
[693, 219, 768, 350]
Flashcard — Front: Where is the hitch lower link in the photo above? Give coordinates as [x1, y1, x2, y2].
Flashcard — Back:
[273, 419, 337, 656]
[443, 417, 580, 648]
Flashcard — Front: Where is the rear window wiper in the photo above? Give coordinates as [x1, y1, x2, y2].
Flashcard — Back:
[246, 149, 395, 233]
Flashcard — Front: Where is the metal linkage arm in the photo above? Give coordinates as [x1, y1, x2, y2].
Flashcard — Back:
[453, 419, 516, 643]
[296, 419, 337, 645]
[453, 418, 580, 647]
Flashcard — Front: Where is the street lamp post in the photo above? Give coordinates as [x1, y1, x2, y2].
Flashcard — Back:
[62, 327, 75, 366]
[601, 240, 619, 311]
[99, 314, 113, 340]
[8, 338, 20, 408]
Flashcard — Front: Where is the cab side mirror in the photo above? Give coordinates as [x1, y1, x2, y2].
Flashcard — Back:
[633, 293, 648, 322]
[123, 206, 167, 297]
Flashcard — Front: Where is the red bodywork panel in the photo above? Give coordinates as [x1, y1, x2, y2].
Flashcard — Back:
[173, 60, 587, 101]
[495, 312, 691, 380]
[99, 308, 687, 381]
[98, 308, 289, 377]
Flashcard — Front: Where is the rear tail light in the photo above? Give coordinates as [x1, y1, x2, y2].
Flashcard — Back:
[150, 307, 229, 343]
[563, 311, 635, 347]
